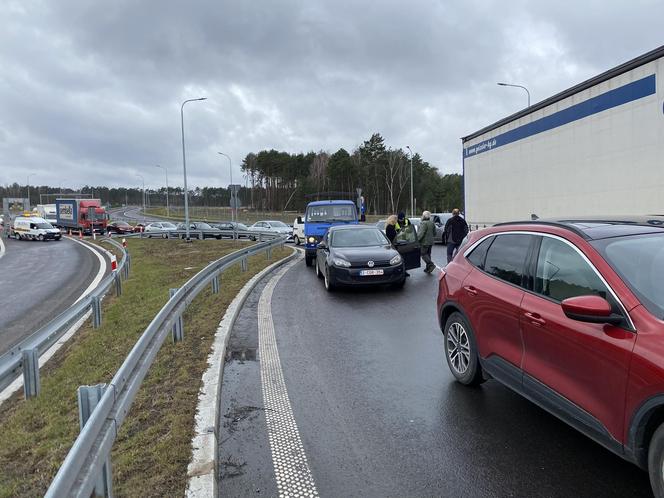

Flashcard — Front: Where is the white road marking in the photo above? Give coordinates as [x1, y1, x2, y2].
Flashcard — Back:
[0, 236, 5, 260]
[66, 237, 107, 303]
[259, 260, 319, 498]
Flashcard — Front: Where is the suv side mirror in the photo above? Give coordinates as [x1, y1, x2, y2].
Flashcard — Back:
[297, 216, 303, 224]
[561, 295, 623, 325]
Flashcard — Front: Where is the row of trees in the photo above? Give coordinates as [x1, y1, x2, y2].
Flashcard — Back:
[1, 133, 463, 214]
[241, 133, 462, 214]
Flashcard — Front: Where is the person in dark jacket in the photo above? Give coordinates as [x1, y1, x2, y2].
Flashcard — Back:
[443, 208, 469, 263]
[385, 215, 398, 244]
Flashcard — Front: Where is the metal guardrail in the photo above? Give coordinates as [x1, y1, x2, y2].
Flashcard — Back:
[0, 237, 130, 398]
[45, 234, 286, 497]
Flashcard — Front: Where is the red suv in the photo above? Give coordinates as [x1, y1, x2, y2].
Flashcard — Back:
[437, 217, 664, 496]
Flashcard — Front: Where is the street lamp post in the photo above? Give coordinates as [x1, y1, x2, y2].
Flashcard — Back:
[136, 174, 145, 221]
[408, 147, 414, 218]
[181, 97, 207, 242]
[497, 82, 531, 107]
[155, 164, 169, 217]
[27, 173, 35, 208]
[218, 152, 233, 224]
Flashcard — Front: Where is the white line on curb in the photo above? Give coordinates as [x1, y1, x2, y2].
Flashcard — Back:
[259, 260, 319, 497]
[186, 248, 299, 498]
[0, 237, 108, 407]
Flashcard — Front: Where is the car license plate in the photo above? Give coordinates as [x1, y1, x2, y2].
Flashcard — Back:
[360, 269, 384, 276]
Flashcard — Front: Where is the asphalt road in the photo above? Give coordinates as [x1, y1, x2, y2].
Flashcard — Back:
[218, 245, 653, 497]
[0, 236, 103, 356]
[108, 206, 159, 223]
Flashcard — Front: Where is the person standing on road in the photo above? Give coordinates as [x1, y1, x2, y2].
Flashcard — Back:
[385, 215, 398, 244]
[444, 208, 469, 264]
[395, 211, 411, 233]
[418, 210, 436, 273]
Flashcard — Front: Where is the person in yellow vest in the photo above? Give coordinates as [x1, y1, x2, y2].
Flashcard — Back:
[396, 211, 411, 233]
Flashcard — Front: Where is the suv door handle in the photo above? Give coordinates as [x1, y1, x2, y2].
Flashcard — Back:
[463, 285, 478, 296]
[524, 311, 546, 326]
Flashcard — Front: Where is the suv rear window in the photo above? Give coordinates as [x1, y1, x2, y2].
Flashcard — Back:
[466, 236, 493, 270]
[483, 234, 532, 287]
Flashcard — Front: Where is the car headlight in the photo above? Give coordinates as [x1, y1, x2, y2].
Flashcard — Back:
[332, 257, 351, 268]
[308, 236, 316, 243]
[390, 254, 402, 265]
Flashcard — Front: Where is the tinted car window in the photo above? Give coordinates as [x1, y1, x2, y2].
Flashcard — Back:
[535, 237, 610, 302]
[484, 234, 532, 287]
[395, 224, 417, 243]
[466, 236, 493, 270]
[592, 233, 664, 318]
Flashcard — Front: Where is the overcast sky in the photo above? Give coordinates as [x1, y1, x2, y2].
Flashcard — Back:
[1, 0, 662, 191]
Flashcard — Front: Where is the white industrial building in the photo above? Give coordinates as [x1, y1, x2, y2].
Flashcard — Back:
[462, 45, 664, 225]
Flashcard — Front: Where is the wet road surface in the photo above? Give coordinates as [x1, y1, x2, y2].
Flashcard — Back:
[218, 245, 653, 497]
[0, 236, 102, 355]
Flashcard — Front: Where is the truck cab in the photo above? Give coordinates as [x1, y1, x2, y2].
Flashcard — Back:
[303, 200, 358, 266]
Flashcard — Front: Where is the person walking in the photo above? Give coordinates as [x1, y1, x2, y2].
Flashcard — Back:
[385, 215, 398, 244]
[418, 210, 436, 273]
[444, 208, 469, 264]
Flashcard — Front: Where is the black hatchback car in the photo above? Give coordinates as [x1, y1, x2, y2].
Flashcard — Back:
[315, 225, 419, 291]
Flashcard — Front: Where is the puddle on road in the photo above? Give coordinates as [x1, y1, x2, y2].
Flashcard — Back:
[225, 348, 257, 362]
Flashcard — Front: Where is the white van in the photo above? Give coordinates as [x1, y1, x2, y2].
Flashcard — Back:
[11, 216, 62, 241]
[292, 216, 304, 245]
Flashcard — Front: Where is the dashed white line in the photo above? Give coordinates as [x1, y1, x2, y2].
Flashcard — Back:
[259, 259, 319, 498]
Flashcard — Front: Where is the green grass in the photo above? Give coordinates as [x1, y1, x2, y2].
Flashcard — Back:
[0, 238, 291, 497]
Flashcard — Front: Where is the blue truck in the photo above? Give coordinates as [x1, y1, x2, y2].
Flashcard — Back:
[301, 200, 358, 266]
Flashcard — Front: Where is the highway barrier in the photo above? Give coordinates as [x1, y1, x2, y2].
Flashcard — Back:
[45, 234, 286, 498]
[0, 237, 130, 399]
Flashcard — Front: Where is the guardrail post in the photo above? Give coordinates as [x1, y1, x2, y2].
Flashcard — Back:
[92, 296, 102, 329]
[211, 274, 220, 294]
[199, 230, 203, 240]
[169, 289, 184, 342]
[266, 247, 272, 260]
[258, 233, 263, 242]
[241, 257, 248, 272]
[22, 349, 40, 399]
[114, 272, 122, 297]
[78, 384, 113, 497]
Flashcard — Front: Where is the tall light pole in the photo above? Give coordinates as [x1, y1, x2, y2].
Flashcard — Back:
[155, 164, 169, 217]
[406, 146, 414, 218]
[497, 82, 531, 107]
[218, 152, 233, 224]
[27, 173, 35, 208]
[136, 174, 145, 221]
[181, 97, 207, 242]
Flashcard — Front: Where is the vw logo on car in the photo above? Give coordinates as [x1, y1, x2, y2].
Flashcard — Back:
[367, 260, 375, 267]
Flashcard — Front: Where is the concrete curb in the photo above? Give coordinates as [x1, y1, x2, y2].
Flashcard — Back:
[185, 247, 300, 498]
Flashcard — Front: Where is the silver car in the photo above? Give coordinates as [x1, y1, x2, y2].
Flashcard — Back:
[144, 221, 177, 238]
[248, 220, 293, 241]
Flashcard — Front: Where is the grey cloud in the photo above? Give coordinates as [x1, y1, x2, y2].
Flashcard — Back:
[1, 0, 663, 190]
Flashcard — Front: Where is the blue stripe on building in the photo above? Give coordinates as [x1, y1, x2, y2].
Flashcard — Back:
[464, 74, 656, 158]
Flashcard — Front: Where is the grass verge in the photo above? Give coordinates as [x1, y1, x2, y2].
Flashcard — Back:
[0, 238, 290, 497]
